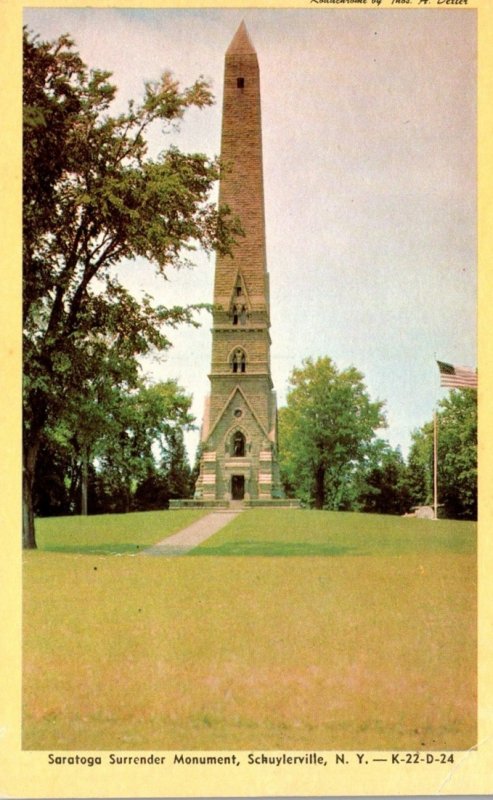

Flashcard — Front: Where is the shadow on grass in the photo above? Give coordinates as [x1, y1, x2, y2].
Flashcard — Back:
[40, 541, 363, 557]
[41, 543, 146, 555]
[187, 541, 363, 557]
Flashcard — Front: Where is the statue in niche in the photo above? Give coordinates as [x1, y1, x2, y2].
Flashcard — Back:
[232, 349, 246, 373]
[232, 304, 248, 326]
[232, 431, 246, 457]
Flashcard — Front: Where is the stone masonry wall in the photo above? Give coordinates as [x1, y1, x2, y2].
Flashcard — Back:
[196, 23, 282, 501]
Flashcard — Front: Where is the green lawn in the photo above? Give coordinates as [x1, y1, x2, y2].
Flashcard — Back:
[190, 508, 476, 556]
[34, 508, 209, 554]
[23, 509, 476, 751]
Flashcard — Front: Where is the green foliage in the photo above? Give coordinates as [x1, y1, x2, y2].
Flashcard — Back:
[357, 440, 411, 515]
[406, 422, 434, 508]
[131, 470, 171, 514]
[278, 357, 477, 519]
[34, 379, 195, 516]
[279, 357, 386, 509]
[161, 427, 194, 499]
[406, 390, 477, 520]
[437, 390, 477, 519]
[130, 427, 194, 514]
[22, 28, 241, 546]
[33, 438, 73, 517]
[90, 380, 193, 510]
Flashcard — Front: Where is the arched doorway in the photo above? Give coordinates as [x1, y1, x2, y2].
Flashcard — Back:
[231, 475, 245, 500]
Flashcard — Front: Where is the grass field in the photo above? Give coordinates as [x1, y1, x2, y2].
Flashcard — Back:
[34, 508, 209, 554]
[23, 509, 477, 751]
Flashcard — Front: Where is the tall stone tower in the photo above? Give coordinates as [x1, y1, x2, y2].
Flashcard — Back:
[195, 22, 281, 503]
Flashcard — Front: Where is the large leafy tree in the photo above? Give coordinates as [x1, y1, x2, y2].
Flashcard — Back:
[279, 357, 386, 509]
[23, 29, 240, 547]
[407, 390, 477, 520]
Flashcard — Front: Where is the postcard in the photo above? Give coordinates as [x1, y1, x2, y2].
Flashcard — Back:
[1, 0, 492, 797]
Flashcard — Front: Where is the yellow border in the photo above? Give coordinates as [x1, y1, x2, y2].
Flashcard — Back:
[2, 1, 492, 797]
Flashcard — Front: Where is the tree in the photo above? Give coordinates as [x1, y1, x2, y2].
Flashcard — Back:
[161, 427, 194, 500]
[23, 29, 240, 547]
[91, 380, 194, 513]
[132, 469, 172, 513]
[357, 440, 411, 515]
[32, 436, 72, 517]
[406, 423, 434, 508]
[278, 357, 386, 509]
[406, 389, 477, 520]
[133, 426, 194, 511]
[32, 377, 194, 516]
[437, 390, 477, 519]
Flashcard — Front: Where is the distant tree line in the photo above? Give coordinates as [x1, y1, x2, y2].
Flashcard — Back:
[32, 379, 196, 518]
[31, 358, 476, 522]
[279, 357, 477, 521]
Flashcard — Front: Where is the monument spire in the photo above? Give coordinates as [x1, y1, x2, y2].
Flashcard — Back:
[226, 20, 256, 55]
[194, 23, 282, 504]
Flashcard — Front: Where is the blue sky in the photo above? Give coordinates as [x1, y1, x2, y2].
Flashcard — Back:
[24, 7, 477, 460]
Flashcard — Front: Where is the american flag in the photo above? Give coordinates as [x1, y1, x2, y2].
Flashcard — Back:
[437, 360, 477, 389]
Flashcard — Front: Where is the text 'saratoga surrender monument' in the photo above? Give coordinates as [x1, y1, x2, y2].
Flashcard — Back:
[194, 23, 283, 505]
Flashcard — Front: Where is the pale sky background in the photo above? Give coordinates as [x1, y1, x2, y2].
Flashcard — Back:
[24, 7, 477, 462]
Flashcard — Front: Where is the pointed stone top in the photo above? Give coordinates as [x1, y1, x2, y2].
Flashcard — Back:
[226, 21, 256, 56]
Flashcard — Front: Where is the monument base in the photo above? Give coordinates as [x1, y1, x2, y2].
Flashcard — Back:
[169, 498, 301, 509]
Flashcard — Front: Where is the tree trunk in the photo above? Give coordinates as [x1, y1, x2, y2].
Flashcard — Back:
[22, 440, 39, 549]
[124, 484, 131, 514]
[81, 447, 88, 516]
[314, 465, 325, 510]
[23, 398, 47, 549]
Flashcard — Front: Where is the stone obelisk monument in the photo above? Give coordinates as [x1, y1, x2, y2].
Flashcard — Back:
[194, 22, 282, 504]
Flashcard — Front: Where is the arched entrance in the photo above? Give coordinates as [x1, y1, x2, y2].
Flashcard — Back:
[231, 475, 245, 500]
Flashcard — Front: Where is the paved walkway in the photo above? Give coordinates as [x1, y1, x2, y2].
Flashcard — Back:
[141, 510, 243, 556]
